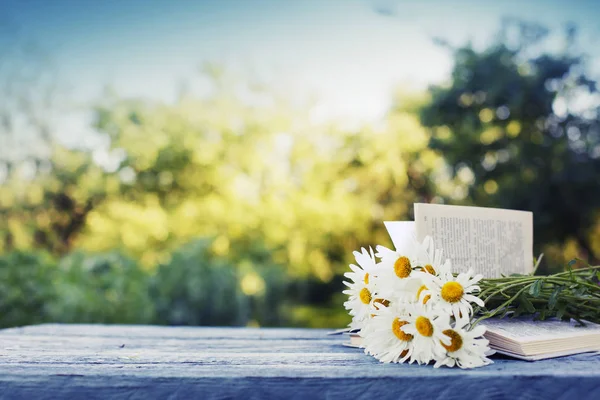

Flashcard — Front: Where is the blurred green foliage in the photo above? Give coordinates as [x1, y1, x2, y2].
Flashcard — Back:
[150, 240, 248, 326]
[0, 238, 292, 328]
[150, 238, 289, 326]
[0, 252, 55, 327]
[49, 251, 154, 324]
[1, 21, 599, 328]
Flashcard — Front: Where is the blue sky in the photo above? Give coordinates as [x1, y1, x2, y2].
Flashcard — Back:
[2, 0, 600, 124]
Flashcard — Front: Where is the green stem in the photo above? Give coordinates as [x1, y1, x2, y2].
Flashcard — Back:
[473, 286, 529, 326]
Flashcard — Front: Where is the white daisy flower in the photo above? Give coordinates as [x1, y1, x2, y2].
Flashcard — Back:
[421, 268, 485, 320]
[361, 304, 414, 364]
[413, 236, 452, 277]
[343, 247, 379, 329]
[411, 237, 452, 306]
[373, 235, 431, 302]
[434, 318, 493, 369]
[401, 303, 452, 364]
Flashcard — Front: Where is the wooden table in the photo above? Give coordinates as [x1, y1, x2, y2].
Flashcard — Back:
[1, 324, 599, 399]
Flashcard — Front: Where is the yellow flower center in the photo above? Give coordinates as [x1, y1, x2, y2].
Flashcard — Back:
[415, 316, 434, 337]
[424, 264, 436, 274]
[364, 273, 369, 284]
[441, 329, 463, 352]
[392, 318, 413, 342]
[416, 285, 431, 304]
[359, 287, 372, 304]
[373, 298, 390, 309]
[394, 256, 412, 279]
[441, 281, 464, 303]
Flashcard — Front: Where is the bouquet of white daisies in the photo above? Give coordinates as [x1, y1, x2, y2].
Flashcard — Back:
[343, 235, 492, 369]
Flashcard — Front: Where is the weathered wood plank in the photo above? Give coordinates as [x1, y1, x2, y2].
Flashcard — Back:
[0, 324, 332, 340]
[2, 354, 600, 376]
[1, 370, 599, 400]
[1, 324, 600, 400]
[2, 336, 347, 354]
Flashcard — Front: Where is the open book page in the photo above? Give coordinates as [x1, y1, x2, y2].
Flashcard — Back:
[383, 221, 415, 252]
[482, 318, 600, 343]
[492, 347, 600, 361]
[414, 203, 533, 277]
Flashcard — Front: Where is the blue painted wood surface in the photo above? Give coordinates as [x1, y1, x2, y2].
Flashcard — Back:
[1, 324, 599, 399]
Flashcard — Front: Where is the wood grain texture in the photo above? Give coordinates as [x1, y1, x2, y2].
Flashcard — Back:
[1, 324, 600, 399]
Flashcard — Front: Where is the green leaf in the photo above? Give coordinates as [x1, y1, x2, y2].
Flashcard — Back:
[513, 303, 524, 318]
[528, 280, 543, 297]
[556, 302, 567, 319]
[519, 293, 536, 313]
[549, 286, 563, 310]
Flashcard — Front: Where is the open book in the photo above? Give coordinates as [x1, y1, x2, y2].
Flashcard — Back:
[482, 317, 600, 360]
[344, 318, 600, 361]
[387, 203, 534, 277]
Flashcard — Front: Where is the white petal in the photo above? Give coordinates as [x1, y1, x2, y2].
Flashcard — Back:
[464, 294, 484, 307]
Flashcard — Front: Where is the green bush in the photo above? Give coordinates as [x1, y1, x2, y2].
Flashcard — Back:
[0, 238, 293, 328]
[47, 251, 155, 324]
[0, 252, 56, 328]
[232, 241, 290, 327]
[150, 239, 289, 326]
[149, 240, 247, 325]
